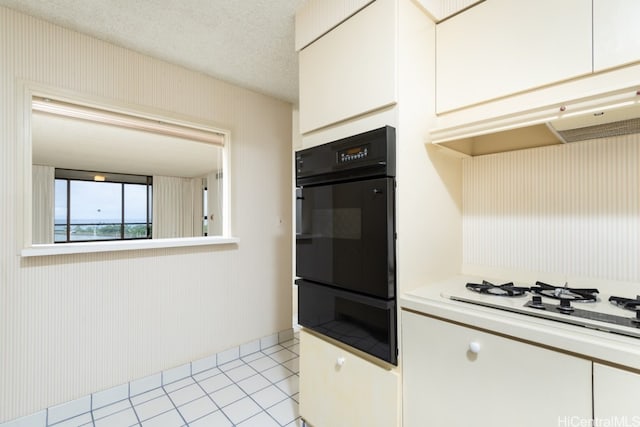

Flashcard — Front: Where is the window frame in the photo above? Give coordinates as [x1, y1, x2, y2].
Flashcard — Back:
[53, 169, 153, 243]
[20, 82, 236, 257]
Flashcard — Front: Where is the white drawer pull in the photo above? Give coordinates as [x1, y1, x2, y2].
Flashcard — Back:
[336, 356, 346, 367]
[469, 341, 481, 354]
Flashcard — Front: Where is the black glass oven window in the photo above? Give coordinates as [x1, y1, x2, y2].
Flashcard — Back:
[296, 177, 394, 299]
[311, 208, 361, 240]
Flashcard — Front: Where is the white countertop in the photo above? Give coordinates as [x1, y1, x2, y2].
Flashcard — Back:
[400, 275, 640, 371]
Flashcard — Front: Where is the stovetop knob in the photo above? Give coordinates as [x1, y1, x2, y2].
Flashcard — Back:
[557, 298, 574, 313]
[528, 295, 545, 309]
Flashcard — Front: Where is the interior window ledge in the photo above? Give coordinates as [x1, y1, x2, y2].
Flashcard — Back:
[20, 236, 240, 257]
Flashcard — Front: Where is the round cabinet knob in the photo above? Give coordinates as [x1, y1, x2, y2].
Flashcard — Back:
[336, 356, 346, 367]
[468, 341, 481, 354]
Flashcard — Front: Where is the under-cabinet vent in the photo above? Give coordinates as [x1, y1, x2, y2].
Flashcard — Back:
[555, 118, 640, 143]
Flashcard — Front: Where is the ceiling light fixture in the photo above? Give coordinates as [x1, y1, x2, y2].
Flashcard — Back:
[93, 175, 106, 182]
[32, 97, 224, 146]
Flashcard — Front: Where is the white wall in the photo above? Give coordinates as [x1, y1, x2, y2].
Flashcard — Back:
[462, 135, 640, 282]
[0, 6, 292, 422]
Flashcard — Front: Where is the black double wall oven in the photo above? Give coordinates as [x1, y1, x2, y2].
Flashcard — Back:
[295, 126, 397, 365]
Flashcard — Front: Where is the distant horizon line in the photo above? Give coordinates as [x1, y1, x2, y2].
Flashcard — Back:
[55, 218, 149, 224]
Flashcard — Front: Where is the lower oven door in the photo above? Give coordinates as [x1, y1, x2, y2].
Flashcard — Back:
[296, 177, 395, 299]
[297, 279, 397, 365]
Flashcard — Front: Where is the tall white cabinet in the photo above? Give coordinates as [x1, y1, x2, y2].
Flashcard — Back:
[296, 2, 402, 425]
[295, 0, 463, 426]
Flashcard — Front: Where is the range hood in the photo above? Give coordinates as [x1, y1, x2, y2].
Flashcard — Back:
[549, 102, 640, 143]
[431, 89, 640, 156]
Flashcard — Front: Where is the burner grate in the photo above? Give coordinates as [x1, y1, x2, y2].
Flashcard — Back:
[530, 281, 599, 302]
[609, 296, 640, 324]
[454, 279, 640, 338]
[609, 295, 640, 311]
[466, 280, 530, 297]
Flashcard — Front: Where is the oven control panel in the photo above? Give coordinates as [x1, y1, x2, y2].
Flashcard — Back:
[295, 126, 395, 186]
[338, 145, 369, 164]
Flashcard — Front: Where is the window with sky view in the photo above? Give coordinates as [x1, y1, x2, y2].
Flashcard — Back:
[54, 173, 152, 242]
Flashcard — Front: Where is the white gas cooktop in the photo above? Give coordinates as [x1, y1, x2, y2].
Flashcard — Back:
[442, 278, 640, 340]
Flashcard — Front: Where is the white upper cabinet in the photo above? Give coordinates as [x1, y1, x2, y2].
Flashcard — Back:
[436, 0, 592, 113]
[593, 0, 640, 72]
[298, 0, 397, 134]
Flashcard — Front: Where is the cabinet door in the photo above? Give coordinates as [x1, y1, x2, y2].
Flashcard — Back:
[436, 0, 592, 113]
[593, 363, 640, 421]
[402, 310, 592, 427]
[299, 329, 399, 427]
[593, 0, 640, 72]
[298, 0, 397, 134]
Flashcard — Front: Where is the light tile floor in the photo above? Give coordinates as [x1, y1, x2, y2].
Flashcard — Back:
[49, 338, 302, 427]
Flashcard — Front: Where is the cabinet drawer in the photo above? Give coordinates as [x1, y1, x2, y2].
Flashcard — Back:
[299, 329, 399, 427]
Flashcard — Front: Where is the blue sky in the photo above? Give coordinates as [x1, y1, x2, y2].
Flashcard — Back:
[55, 180, 147, 222]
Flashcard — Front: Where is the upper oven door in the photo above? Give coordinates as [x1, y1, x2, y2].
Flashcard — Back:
[296, 177, 395, 299]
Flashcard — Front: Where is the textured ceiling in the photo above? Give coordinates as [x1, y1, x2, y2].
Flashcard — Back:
[0, 0, 306, 103]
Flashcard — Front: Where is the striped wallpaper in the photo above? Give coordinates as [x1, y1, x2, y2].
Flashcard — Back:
[0, 6, 292, 422]
[294, 0, 481, 50]
[440, 0, 482, 18]
[463, 135, 640, 282]
[294, 0, 374, 50]
[417, 0, 481, 20]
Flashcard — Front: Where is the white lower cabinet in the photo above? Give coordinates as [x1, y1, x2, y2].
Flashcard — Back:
[402, 310, 592, 427]
[298, 329, 400, 427]
[593, 363, 640, 422]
